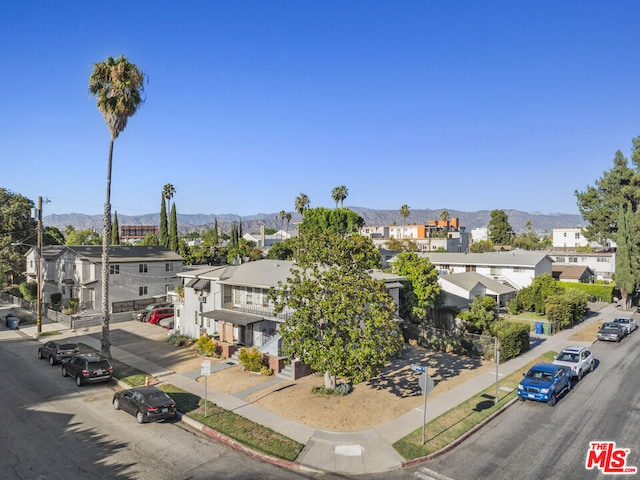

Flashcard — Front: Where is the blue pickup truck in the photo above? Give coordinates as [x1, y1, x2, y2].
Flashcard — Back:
[517, 363, 572, 406]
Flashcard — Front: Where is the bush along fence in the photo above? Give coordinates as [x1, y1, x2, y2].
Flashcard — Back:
[418, 326, 499, 361]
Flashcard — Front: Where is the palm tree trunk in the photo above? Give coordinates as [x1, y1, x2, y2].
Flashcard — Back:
[101, 136, 115, 358]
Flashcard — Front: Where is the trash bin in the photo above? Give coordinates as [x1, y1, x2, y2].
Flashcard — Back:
[535, 322, 543, 334]
[543, 323, 551, 335]
[7, 317, 19, 330]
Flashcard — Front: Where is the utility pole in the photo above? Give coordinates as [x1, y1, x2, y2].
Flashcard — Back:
[36, 196, 43, 334]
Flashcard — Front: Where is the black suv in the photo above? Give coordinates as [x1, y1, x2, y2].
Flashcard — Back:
[38, 341, 79, 365]
[62, 354, 113, 386]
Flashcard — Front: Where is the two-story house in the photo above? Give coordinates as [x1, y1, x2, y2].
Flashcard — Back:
[388, 251, 553, 291]
[175, 259, 405, 356]
[25, 245, 183, 312]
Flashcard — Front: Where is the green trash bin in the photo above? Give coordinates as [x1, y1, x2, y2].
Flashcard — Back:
[543, 322, 550, 335]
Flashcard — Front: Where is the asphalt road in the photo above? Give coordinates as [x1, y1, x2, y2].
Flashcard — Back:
[419, 330, 640, 480]
[0, 327, 342, 480]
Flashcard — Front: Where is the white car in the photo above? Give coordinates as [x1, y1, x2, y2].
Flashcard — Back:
[552, 346, 595, 380]
[612, 317, 637, 335]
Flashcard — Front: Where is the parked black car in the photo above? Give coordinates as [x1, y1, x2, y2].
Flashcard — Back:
[38, 341, 79, 365]
[62, 354, 113, 386]
[113, 386, 177, 424]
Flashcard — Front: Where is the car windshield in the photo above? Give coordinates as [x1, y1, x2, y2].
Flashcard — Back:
[527, 370, 552, 381]
[602, 323, 618, 329]
[92, 360, 111, 369]
[615, 319, 629, 324]
[557, 353, 578, 363]
[60, 344, 77, 350]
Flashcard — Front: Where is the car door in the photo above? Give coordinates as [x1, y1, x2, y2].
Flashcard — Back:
[120, 390, 136, 414]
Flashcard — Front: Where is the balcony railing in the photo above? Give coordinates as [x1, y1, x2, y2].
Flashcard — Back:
[222, 302, 293, 321]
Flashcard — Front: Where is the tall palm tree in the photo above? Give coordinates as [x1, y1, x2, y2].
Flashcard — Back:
[279, 210, 286, 239]
[89, 55, 146, 358]
[162, 183, 176, 213]
[285, 212, 292, 236]
[295, 193, 310, 216]
[440, 209, 450, 223]
[399, 204, 410, 239]
[331, 185, 348, 208]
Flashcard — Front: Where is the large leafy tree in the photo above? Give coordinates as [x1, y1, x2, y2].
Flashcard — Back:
[331, 185, 348, 208]
[516, 273, 563, 314]
[488, 209, 514, 245]
[43, 226, 65, 246]
[575, 139, 640, 244]
[89, 54, 146, 358]
[300, 207, 365, 236]
[390, 251, 442, 323]
[273, 231, 402, 389]
[459, 296, 498, 334]
[0, 188, 36, 286]
[65, 229, 101, 245]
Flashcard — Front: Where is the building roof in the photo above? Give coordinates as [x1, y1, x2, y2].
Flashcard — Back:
[439, 271, 516, 295]
[63, 245, 184, 263]
[200, 309, 263, 326]
[552, 264, 594, 280]
[414, 251, 552, 268]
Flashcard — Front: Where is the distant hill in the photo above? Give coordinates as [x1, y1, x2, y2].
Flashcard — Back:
[44, 207, 586, 236]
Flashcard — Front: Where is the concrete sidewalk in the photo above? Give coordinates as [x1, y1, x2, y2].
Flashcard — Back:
[1, 300, 617, 475]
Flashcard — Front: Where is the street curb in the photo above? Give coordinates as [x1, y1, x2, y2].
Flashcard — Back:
[402, 396, 519, 469]
[177, 412, 304, 471]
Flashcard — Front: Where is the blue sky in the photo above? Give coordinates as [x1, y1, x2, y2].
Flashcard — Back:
[3, 1, 640, 218]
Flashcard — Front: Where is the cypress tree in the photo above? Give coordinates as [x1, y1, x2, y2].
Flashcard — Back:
[159, 192, 168, 247]
[111, 211, 120, 245]
[169, 203, 178, 252]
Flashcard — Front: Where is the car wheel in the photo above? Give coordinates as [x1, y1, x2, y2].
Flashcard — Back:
[113, 398, 120, 410]
[62, 366, 68, 377]
[548, 393, 557, 407]
[49, 355, 55, 366]
[616, 336, 621, 342]
[519, 396, 525, 402]
[136, 411, 146, 424]
[577, 369, 583, 381]
[75, 375, 83, 387]
[589, 360, 594, 372]
[38, 349, 43, 359]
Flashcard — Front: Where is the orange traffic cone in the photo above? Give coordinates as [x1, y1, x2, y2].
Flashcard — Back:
[145, 375, 150, 386]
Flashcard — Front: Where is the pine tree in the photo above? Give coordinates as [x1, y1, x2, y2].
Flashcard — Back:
[212, 217, 219, 245]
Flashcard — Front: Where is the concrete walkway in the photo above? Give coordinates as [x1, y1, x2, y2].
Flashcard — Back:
[0, 300, 619, 475]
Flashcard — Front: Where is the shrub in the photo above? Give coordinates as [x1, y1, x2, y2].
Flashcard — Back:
[19, 281, 37, 301]
[195, 335, 216, 357]
[5, 286, 22, 297]
[169, 333, 194, 347]
[507, 298, 521, 315]
[239, 347, 264, 372]
[260, 365, 274, 376]
[312, 383, 352, 396]
[50, 293, 62, 305]
[496, 321, 530, 361]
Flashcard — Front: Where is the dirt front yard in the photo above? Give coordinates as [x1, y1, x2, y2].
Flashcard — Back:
[199, 346, 494, 432]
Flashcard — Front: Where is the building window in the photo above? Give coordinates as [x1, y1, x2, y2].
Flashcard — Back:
[246, 287, 253, 305]
[110, 264, 120, 275]
[575, 233, 580, 239]
[166, 263, 173, 272]
[234, 287, 241, 304]
[73, 264, 77, 274]
[597, 257, 609, 263]
[139, 264, 148, 273]
[569, 257, 578, 263]
[139, 286, 148, 296]
[60, 263, 63, 272]
[563, 232, 567, 237]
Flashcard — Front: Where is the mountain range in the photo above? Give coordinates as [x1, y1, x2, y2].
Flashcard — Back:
[44, 207, 586, 236]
